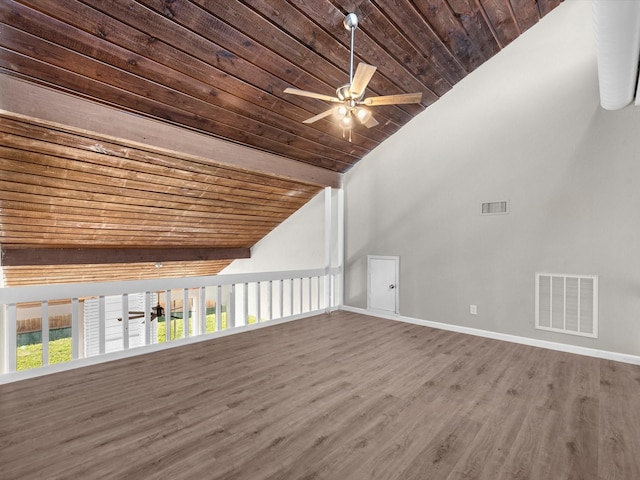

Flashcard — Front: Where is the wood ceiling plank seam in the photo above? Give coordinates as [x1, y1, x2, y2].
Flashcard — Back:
[0, 130, 323, 199]
[120, 0, 410, 134]
[0, 224, 274, 241]
[0, 50, 346, 172]
[220, 0, 424, 122]
[2, 225, 271, 241]
[1, 238, 262, 249]
[0, 159, 310, 214]
[5, 0, 383, 153]
[475, 0, 521, 48]
[0, 26, 358, 169]
[0, 216, 284, 232]
[0, 230, 264, 241]
[2, 239, 258, 247]
[535, 0, 562, 19]
[507, 0, 542, 33]
[3, 231, 273, 244]
[5, 261, 231, 270]
[0, 230, 272, 245]
[0, 188, 304, 218]
[0, 189, 304, 221]
[0, 113, 326, 194]
[0, 217, 275, 235]
[1, 242, 257, 250]
[0, 204, 285, 228]
[0, 191, 304, 220]
[7, 259, 236, 266]
[403, 0, 492, 73]
[10, 267, 233, 273]
[444, 0, 502, 61]
[502, 0, 522, 35]
[0, 206, 285, 227]
[4, 264, 232, 274]
[2, 240, 258, 249]
[333, 0, 462, 93]
[286, 0, 441, 103]
[4, 264, 231, 275]
[0, 219, 279, 235]
[0, 138, 320, 205]
[0, 181, 305, 220]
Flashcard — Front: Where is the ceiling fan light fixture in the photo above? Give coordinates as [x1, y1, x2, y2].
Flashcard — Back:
[356, 107, 371, 123]
[340, 113, 353, 127]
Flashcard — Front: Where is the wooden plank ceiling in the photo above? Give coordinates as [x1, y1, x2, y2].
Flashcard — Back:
[0, 0, 562, 286]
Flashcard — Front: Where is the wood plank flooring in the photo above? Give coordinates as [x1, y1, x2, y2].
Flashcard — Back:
[1, 311, 639, 479]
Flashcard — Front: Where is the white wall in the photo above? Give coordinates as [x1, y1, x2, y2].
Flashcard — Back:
[221, 188, 340, 274]
[344, 0, 640, 356]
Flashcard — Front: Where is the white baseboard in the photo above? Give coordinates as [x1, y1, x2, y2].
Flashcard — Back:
[340, 305, 640, 366]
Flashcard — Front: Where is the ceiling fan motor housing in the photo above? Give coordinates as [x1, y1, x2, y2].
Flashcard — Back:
[336, 84, 364, 101]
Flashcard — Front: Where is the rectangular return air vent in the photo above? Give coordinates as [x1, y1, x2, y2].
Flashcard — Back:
[535, 273, 598, 338]
[481, 201, 508, 215]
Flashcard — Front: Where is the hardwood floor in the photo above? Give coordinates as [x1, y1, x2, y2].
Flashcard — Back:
[1, 311, 639, 479]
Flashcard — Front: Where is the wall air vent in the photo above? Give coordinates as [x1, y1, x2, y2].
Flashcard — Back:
[535, 273, 598, 338]
[481, 201, 508, 215]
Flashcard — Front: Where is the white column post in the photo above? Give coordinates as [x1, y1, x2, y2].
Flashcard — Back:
[183, 288, 190, 338]
[256, 282, 261, 323]
[228, 285, 236, 328]
[98, 296, 106, 355]
[165, 290, 172, 342]
[71, 298, 80, 359]
[337, 188, 344, 308]
[324, 186, 332, 312]
[4, 303, 17, 373]
[199, 286, 206, 335]
[144, 291, 152, 345]
[122, 293, 129, 350]
[216, 285, 222, 331]
[41, 301, 49, 366]
[243, 282, 249, 326]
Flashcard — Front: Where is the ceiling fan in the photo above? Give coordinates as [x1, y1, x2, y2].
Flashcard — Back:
[284, 12, 423, 140]
[117, 303, 169, 323]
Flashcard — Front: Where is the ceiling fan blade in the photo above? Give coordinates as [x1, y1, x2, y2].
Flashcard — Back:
[303, 108, 335, 124]
[363, 115, 379, 128]
[350, 63, 377, 98]
[363, 92, 423, 106]
[284, 87, 340, 103]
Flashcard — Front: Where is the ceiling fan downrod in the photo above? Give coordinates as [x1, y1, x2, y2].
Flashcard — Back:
[343, 13, 358, 85]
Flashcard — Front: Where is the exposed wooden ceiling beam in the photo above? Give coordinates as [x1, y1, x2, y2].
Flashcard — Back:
[0, 75, 342, 189]
[1, 247, 250, 267]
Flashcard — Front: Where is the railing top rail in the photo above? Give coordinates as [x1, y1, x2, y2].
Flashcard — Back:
[0, 267, 341, 304]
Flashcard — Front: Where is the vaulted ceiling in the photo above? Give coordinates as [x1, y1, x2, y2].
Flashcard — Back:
[0, 0, 562, 286]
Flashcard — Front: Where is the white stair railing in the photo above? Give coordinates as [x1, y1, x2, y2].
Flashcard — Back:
[0, 268, 341, 379]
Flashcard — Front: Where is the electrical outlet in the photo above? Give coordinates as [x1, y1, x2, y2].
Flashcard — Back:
[470, 304, 477, 315]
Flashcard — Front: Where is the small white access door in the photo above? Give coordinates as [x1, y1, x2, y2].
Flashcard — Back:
[367, 255, 399, 314]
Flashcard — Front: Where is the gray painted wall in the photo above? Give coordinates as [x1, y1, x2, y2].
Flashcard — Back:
[344, 0, 640, 356]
